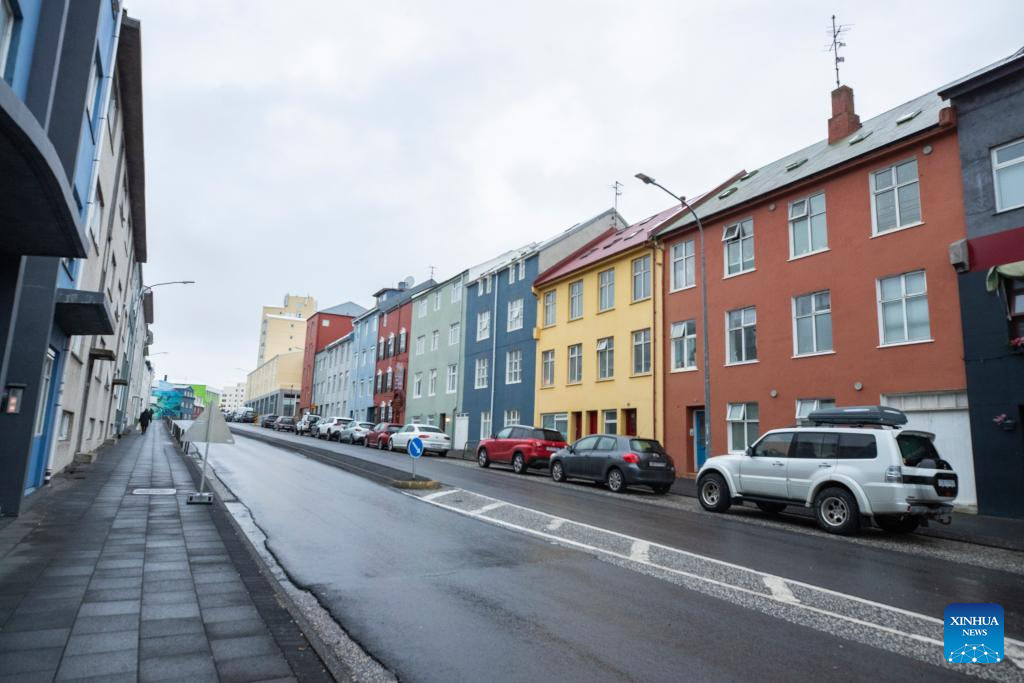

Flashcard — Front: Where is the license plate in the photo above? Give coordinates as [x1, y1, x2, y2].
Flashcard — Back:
[937, 479, 956, 489]
[546, 446, 559, 452]
[648, 461, 666, 468]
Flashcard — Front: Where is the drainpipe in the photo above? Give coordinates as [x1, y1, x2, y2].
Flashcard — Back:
[651, 242, 660, 442]
[488, 273, 499, 436]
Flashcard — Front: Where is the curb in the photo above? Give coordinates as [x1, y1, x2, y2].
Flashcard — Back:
[390, 479, 441, 490]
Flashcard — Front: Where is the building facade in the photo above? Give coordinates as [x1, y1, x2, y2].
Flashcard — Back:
[299, 301, 364, 413]
[349, 309, 380, 421]
[220, 382, 246, 412]
[939, 49, 1024, 518]
[246, 350, 302, 417]
[312, 332, 354, 418]
[257, 294, 316, 366]
[372, 281, 435, 424]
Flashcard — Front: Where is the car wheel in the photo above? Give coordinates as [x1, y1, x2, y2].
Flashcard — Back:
[606, 467, 626, 493]
[477, 449, 490, 467]
[652, 483, 671, 495]
[512, 453, 526, 475]
[378, 438, 386, 450]
[814, 487, 860, 535]
[698, 473, 732, 512]
[439, 451, 448, 458]
[388, 439, 396, 452]
[756, 502, 787, 514]
[551, 461, 565, 482]
[875, 514, 921, 534]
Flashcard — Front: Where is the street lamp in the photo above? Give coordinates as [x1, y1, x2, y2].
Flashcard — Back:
[635, 173, 713, 458]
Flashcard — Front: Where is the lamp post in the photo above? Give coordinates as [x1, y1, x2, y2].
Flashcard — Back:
[634, 173, 713, 458]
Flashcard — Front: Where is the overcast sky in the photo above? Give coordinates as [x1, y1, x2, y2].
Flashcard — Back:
[126, 0, 1024, 391]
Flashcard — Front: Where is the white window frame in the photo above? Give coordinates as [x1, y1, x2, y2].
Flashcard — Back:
[796, 398, 836, 426]
[670, 320, 697, 371]
[34, 349, 55, 435]
[508, 265, 516, 285]
[877, 270, 931, 345]
[993, 138, 1024, 213]
[792, 290, 833, 356]
[415, 335, 425, 355]
[428, 369, 437, 396]
[631, 329, 651, 375]
[476, 310, 490, 341]
[451, 277, 463, 303]
[474, 357, 488, 389]
[541, 412, 569, 436]
[596, 336, 614, 379]
[541, 349, 555, 387]
[722, 218, 755, 276]
[448, 322, 460, 346]
[870, 158, 922, 234]
[670, 239, 695, 291]
[543, 291, 556, 327]
[788, 191, 828, 258]
[433, 291, 441, 311]
[505, 349, 522, 384]
[567, 344, 582, 384]
[418, 299, 428, 318]
[569, 280, 583, 320]
[726, 402, 759, 453]
[480, 411, 492, 439]
[726, 306, 757, 364]
[598, 269, 615, 312]
[632, 255, 651, 302]
[507, 298, 524, 331]
[602, 409, 618, 435]
[413, 372, 423, 399]
[504, 409, 520, 427]
[430, 330, 439, 351]
[446, 364, 457, 394]
[0, 0, 14, 76]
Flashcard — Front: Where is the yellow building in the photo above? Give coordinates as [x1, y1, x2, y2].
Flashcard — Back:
[533, 208, 681, 443]
[257, 294, 317, 365]
[245, 351, 303, 417]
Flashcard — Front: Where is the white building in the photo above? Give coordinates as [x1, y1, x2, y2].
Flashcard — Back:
[220, 382, 246, 412]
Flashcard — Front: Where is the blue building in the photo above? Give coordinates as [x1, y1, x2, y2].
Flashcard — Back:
[459, 210, 622, 448]
[0, 1, 126, 516]
[349, 308, 379, 421]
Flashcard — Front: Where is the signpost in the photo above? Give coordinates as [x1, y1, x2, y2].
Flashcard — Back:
[408, 436, 423, 481]
[182, 399, 234, 504]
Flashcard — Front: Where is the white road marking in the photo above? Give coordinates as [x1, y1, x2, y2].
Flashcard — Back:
[763, 575, 799, 604]
[420, 489, 461, 502]
[629, 540, 651, 563]
[545, 518, 565, 531]
[468, 501, 506, 515]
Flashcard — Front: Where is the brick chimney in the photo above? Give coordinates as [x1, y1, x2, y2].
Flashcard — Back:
[828, 85, 861, 144]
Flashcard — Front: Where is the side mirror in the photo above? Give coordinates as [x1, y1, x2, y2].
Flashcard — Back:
[745, 446, 754, 457]
[567, 445, 575, 453]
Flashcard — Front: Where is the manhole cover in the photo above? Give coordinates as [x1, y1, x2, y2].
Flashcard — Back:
[132, 488, 177, 496]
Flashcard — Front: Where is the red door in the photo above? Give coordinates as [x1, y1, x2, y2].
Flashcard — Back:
[587, 410, 598, 435]
[624, 409, 637, 436]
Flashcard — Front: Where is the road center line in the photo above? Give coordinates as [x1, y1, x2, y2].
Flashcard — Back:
[468, 501, 506, 515]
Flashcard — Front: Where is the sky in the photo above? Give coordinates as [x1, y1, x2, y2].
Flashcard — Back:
[125, 0, 1024, 391]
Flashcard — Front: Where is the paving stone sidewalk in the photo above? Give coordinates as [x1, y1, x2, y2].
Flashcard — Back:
[0, 427, 331, 682]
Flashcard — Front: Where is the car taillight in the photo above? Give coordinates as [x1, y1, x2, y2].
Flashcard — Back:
[885, 465, 903, 483]
[623, 453, 640, 464]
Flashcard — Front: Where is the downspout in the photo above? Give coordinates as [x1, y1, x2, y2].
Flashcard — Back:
[488, 274, 498, 435]
[651, 241, 662, 443]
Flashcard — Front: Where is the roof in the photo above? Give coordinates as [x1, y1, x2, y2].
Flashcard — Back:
[318, 301, 366, 317]
[378, 279, 436, 314]
[116, 16, 147, 263]
[656, 85, 949, 237]
[939, 46, 1024, 99]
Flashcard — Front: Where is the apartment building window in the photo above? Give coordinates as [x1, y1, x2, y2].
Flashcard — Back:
[993, 138, 1024, 212]
[671, 320, 697, 370]
[727, 403, 759, 453]
[88, 187, 104, 253]
[872, 159, 921, 233]
[569, 280, 583, 320]
[431, 330, 439, 351]
[385, 368, 393, 391]
[399, 329, 407, 354]
[789, 192, 828, 257]
[670, 240, 696, 291]
[481, 411, 492, 439]
[541, 350, 555, 387]
[377, 337, 385, 359]
[84, 53, 102, 128]
[878, 270, 930, 345]
[727, 307, 757, 363]
[796, 399, 836, 426]
[632, 255, 651, 301]
[375, 370, 382, 393]
[486, 275, 493, 293]
[418, 299, 427, 318]
[632, 329, 651, 375]
[475, 358, 489, 389]
[413, 373, 423, 398]
[504, 409, 520, 427]
[723, 218, 754, 275]
[541, 412, 568, 437]
[476, 310, 490, 341]
[428, 369, 437, 396]
[567, 344, 582, 384]
[598, 269, 615, 311]
[793, 291, 832, 355]
[449, 322, 460, 346]
[382, 312, 388, 326]
[603, 409, 618, 435]
[433, 291, 441, 311]
[451, 277, 463, 303]
[59, 411, 73, 441]
[507, 298, 524, 331]
[386, 333, 395, 357]
[34, 350, 55, 435]
[0, 0, 14, 75]
[518, 260, 526, 281]
[415, 336, 425, 355]
[505, 349, 522, 384]
[543, 291, 556, 326]
[597, 337, 614, 379]
[446, 364, 457, 394]
[508, 265, 516, 285]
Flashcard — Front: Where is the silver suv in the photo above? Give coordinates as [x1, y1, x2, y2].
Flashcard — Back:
[696, 406, 958, 535]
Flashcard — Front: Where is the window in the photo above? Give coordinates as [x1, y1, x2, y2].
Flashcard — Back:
[993, 139, 1024, 212]
[322, 319, 330, 327]
[632, 255, 651, 301]
[567, 344, 582, 383]
[430, 330, 439, 351]
[789, 192, 827, 257]
[632, 329, 651, 374]
[723, 218, 754, 275]
[518, 260, 525, 281]
[386, 333, 395, 357]
[1008, 278, 1024, 340]
[413, 373, 423, 398]
[793, 291, 832, 355]
[480, 411, 492, 439]
[838, 433, 878, 460]
[84, 53, 102, 128]
[796, 399, 836, 426]
[508, 265, 516, 285]
[451, 277, 463, 303]
[543, 291, 556, 326]
[752, 432, 792, 458]
[504, 409, 520, 427]
[603, 409, 618, 435]
[476, 311, 490, 341]
[596, 337, 614, 379]
[671, 320, 697, 370]
[871, 159, 921, 233]
[59, 411, 73, 441]
[433, 291, 441, 311]
[791, 433, 839, 459]
[382, 312, 388, 326]
[418, 299, 427, 318]
[569, 280, 583, 320]
[486, 275, 492, 294]
[88, 187, 104, 252]
[505, 349, 522, 384]
[375, 371, 382, 393]
[598, 269, 615, 311]
[670, 240, 695, 290]
[446, 364, 457, 394]
[428, 369, 437, 396]
[541, 350, 555, 387]
[399, 329, 407, 354]
[541, 413, 569, 438]
[449, 322, 460, 346]
[0, 0, 14, 75]
[727, 403, 759, 453]
[507, 298, 524, 331]
[34, 350, 55, 435]
[727, 307, 757, 363]
[475, 358, 488, 389]
[416, 336, 425, 355]
[878, 271, 930, 344]
[385, 368, 393, 391]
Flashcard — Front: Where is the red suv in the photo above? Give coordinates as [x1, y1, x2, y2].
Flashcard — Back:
[477, 425, 567, 474]
[365, 423, 401, 450]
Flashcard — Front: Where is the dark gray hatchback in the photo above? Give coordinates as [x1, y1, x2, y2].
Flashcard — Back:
[549, 435, 676, 494]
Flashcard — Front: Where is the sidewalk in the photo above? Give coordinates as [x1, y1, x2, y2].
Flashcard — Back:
[0, 427, 331, 682]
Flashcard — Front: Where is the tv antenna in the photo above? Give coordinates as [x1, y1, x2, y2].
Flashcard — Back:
[827, 15, 852, 89]
[610, 180, 623, 228]
[428, 265, 437, 280]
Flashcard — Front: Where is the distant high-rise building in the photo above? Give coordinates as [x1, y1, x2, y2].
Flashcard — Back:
[257, 294, 317, 365]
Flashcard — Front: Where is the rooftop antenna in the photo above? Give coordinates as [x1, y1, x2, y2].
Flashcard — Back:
[428, 265, 437, 280]
[610, 180, 623, 228]
[827, 15, 852, 89]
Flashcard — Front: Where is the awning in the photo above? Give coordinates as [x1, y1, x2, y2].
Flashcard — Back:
[54, 289, 114, 335]
[986, 261, 1024, 292]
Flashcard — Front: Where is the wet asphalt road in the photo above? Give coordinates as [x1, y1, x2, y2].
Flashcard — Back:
[201, 429, 1021, 682]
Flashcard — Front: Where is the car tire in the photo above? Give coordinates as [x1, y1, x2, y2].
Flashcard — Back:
[478, 449, 490, 468]
[814, 487, 860, 535]
[551, 461, 566, 483]
[512, 453, 526, 475]
[606, 467, 626, 493]
[378, 438, 386, 450]
[698, 472, 732, 512]
[875, 514, 921, 534]
[652, 483, 671, 495]
[388, 439, 396, 452]
[439, 451, 448, 458]
[756, 502, 787, 514]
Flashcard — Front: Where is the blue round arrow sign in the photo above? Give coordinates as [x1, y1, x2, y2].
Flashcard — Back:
[408, 437, 424, 459]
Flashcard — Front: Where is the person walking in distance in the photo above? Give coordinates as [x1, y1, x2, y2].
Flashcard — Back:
[139, 408, 152, 434]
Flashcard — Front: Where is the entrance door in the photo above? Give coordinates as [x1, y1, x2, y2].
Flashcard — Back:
[693, 409, 707, 469]
[26, 348, 58, 494]
[572, 412, 582, 440]
[623, 409, 637, 436]
[587, 410, 598, 435]
[454, 414, 469, 450]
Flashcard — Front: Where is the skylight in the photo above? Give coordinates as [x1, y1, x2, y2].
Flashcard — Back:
[896, 110, 922, 125]
[785, 158, 808, 172]
[740, 170, 759, 181]
[718, 187, 737, 199]
[848, 129, 874, 145]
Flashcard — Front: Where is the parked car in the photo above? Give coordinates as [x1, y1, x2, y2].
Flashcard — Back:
[695, 405, 958, 535]
[296, 414, 321, 436]
[477, 425, 566, 474]
[339, 421, 376, 444]
[365, 423, 401, 449]
[274, 416, 296, 432]
[234, 408, 255, 423]
[316, 416, 352, 441]
[389, 424, 451, 456]
[260, 414, 279, 428]
[550, 435, 676, 494]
